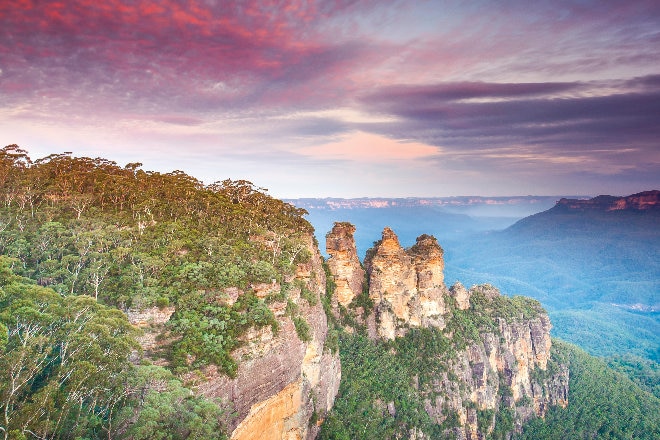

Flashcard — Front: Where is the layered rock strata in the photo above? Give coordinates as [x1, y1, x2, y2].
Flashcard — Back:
[325, 222, 365, 307]
[131, 235, 340, 440]
[363, 227, 446, 339]
[326, 224, 569, 439]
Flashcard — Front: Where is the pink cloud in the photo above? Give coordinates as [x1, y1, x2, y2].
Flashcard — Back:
[0, 0, 397, 116]
[299, 131, 438, 162]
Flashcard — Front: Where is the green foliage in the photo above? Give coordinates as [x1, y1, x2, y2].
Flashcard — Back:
[324, 327, 339, 354]
[168, 291, 278, 377]
[0, 147, 312, 376]
[477, 409, 494, 434]
[491, 407, 515, 439]
[156, 296, 170, 309]
[517, 340, 660, 440]
[114, 365, 229, 440]
[0, 257, 138, 439]
[607, 354, 660, 399]
[319, 332, 439, 440]
[293, 316, 312, 342]
[0, 147, 316, 436]
[297, 279, 318, 306]
[391, 327, 453, 388]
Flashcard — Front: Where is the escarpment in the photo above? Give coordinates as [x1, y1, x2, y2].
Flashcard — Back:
[131, 235, 341, 440]
[325, 225, 569, 439]
[199, 236, 340, 440]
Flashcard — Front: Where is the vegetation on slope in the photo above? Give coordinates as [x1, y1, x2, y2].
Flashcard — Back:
[445, 201, 660, 363]
[0, 257, 228, 439]
[0, 145, 315, 438]
[518, 340, 660, 440]
[0, 145, 312, 376]
[319, 288, 544, 439]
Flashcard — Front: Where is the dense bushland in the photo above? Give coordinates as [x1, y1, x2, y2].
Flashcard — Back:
[0, 145, 314, 438]
[518, 340, 660, 440]
[0, 258, 228, 439]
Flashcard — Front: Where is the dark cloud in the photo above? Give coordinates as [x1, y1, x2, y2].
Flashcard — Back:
[362, 82, 585, 104]
[359, 79, 660, 157]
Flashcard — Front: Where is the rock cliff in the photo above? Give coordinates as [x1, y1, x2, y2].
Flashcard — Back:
[325, 225, 569, 439]
[325, 222, 365, 308]
[130, 235, 340, 440]
[425, 285, 569, 439]
[363, 227, 446, 339]
[202, 236, 340, 440]
[555, 190, 659, 211]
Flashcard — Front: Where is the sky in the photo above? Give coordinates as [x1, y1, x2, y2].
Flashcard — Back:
[1, 0, 659, 198]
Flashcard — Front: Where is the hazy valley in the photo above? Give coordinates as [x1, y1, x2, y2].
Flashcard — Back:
[290, 192, 660, 384]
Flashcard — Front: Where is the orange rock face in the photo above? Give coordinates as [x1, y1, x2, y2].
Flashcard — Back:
[364, 228, 447, 339]
[231, 380, 303, 440]
[326, 222, 365, 307]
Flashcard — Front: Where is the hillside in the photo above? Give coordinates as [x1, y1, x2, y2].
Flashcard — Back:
[446, 191, 660, 362]
[517, 340, 660, 439]
[319, 224, 659, 439]
[0, 146, 339, 439]
[1, 147, 658, 439]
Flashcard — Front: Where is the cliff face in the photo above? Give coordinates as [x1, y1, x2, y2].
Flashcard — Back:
[325, 222, 365, 308]
[555, 190, 659, 211]
[204, 236, 340, 440]
[427, 285, 568, 439]
[130, 235, 340, 440]
[363, 227, 446, 339]
[326, 225, 569, 439]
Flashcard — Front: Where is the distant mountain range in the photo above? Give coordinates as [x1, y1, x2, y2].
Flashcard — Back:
[447, 190, 659, 361]
[290, 191, 660, 362]
[286, 195, 583, 217]
[286, 195, 585, 258]
[554, 190, 659, 211]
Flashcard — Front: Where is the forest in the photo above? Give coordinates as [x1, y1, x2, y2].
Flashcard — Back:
[0, 145, 312, 438]
[1, 145, 658, 439]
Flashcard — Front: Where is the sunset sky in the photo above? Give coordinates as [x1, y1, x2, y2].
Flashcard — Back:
[2, 0, 659, 198]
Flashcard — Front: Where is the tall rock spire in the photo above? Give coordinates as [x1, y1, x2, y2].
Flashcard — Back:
[325, 222, 365, 307]
[364, 227, 447, 339]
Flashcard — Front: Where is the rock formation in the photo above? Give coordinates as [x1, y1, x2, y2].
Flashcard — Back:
[129, 222, 568, 440]
[325, 222, 365, 308]
[325, 224, 569, 439]
[130, 235, 341, 440]
[363, 227, 446, 339]
[449, 282, 471, 310]
[555, 190, 660, 211]
[424, 285, 568, 439]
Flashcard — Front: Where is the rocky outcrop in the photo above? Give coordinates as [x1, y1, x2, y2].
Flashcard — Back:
[449, 282, 471, 310]
[134, 235, 340, 440]
[326, 224, 569, 439]
[556, 190, 659, 211]
[363, 227, 446, 339]
[325, 222, 365, 307]
[425, 285, 568, 439]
